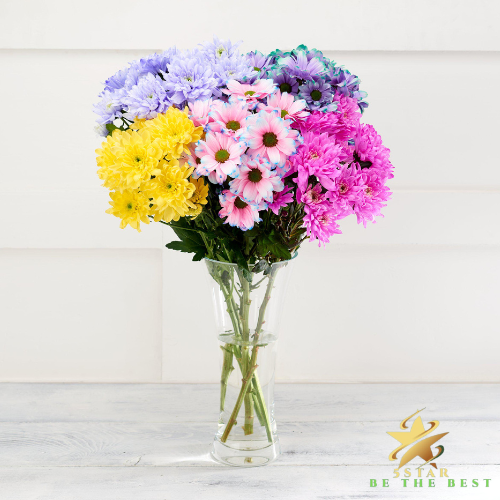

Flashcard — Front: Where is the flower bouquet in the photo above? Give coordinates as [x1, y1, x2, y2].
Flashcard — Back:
[94, 38, 393, 466]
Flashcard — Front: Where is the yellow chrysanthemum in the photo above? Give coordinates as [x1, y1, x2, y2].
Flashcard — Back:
[144, 161, 196, 222]
[185, 176, 209, 218]
[96, 128, 164, 191]
[139, 107, 203, 160]
[105, 189, 151, 232]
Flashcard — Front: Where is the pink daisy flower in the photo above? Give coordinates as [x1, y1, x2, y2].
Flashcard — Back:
[243, 110, 299, 164]
[258, 91, 309, 121]
[229, 155, 283, 204]
[188, 99, 213, 128]
[268, 186, 294, 215]
[223, 79, 276, 109]
[208, 98, 250, 137]
[195, 132, 246, 184]
[219, 190, 261, 231]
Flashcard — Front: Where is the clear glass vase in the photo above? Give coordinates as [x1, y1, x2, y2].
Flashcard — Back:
[205, 257, 295, 467]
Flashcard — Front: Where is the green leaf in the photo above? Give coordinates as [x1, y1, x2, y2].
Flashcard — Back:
[252, 259, 270, 274]
[165, 240, 205, 255]
[105, 123, 118, 134]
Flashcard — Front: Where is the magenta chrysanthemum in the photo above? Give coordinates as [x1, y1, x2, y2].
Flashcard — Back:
[219, 190, 261, 231]
[243, 110, 299, 164]
[229, 155, 283, 204]
[290, 132, 343, 194]
[350, 123, 393, 182]
[195, 132, 246, 184]
[268, 186, 294, 215]
[352, 170, 392, 227]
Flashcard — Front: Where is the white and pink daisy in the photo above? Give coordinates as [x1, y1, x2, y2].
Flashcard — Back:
[229, 155, 283, 204]
[195, 132, 246, 184]
[242, 110, 299, 164]
[258, 91, 309, 121]
[222, 79, 276, 109]
[188, 99, 213, 128]
[218, 190, 261, 231]
[208, 98, 250, 138]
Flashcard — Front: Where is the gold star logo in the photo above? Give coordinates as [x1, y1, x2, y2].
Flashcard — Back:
[388, 409, 448, 469]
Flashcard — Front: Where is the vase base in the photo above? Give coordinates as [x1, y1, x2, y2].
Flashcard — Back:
[210, 439, 280, 467]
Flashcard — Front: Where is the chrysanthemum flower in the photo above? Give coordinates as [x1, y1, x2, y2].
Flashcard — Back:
[243, 110, 299, 164]
[267, 70, 299, 95]
[229, 155, 283, 204]
[299, 80, 336, 112]
[268, 186, 294, 215]
[246, 51, 272, 80]
[276, 50, 326, 80]
[327, 64, 368, 112]
[351, 124, 393, 181]
[123, 73, 170, 120]
[162, 54, 219, 106]
[223, 79, 276, 108]
[258, 90, 309, 121]
[185, 177, 209, 218]
[208, 98, 250, 137]
[139, 107, 203, 159]
[144, 162, 196, 222]
[94, 89, 126, 125]
[106, 189, 151, 232]
[200, 36, 242, 62]
[290, 132, 343, 194]
[97, 128, 164, 191]
[303, 205, 342, 246]
[188, 98, 213, 128]
[219, 190, 261, 231]
[352, 170, 392, 227]
[327, 165, 365, 218]
[195, 132, 246, 184]
[212, 55, 255, 88]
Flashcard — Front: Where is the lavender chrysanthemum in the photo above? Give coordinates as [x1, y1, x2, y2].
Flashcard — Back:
[123, 73, 170, 120]
[246, 51, 272, 79]
[299, 80, 337, 112]
[212, 54, 255, 87]
[94, 89, 126, 124]
[200, 36, 242, 62]
[327, 64, 369, 112]
[162, 54, 219, 106]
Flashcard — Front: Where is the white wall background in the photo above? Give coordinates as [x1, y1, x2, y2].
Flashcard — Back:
[1, 0, 499, 383]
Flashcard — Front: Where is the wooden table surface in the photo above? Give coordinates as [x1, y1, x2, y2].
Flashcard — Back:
[0, 384, 498, 499]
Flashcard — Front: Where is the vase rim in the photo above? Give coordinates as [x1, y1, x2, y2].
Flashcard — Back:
[204, 252, 298, 268]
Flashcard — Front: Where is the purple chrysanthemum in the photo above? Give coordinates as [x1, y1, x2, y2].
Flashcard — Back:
[298, 80, 337, 112]
[200, 36, 242, 63]
[267, 70, 300, 95]
[93, 89, 126, 124]
[162, 54, 219, 106]
[212, 54, 255, 87]
[277, 50, 326, 80]
[123, 73, 170, 120]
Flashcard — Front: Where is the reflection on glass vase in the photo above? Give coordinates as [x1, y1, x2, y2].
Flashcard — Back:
[205, 257, 295, 467]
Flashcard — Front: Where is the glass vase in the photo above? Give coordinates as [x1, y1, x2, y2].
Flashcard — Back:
[205, 257, 295, 467]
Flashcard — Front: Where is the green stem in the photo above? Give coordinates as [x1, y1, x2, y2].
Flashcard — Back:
[220, 362, 258, 443]
[220, 344, 234, 413]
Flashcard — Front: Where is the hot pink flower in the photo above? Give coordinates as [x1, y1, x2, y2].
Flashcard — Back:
[229, 155, 283, 204]
[268, 186, 294, 215]
[327, 165, 365, 218]
[303, 204, 342, 247]
[208, 98, 250, 137]
[223, 79, 276, 108]
[243, 110, 299, 164]
[219, 190, 261, 231]
[290, 132, 343, 196]
[353, 170, 392, 227]
[258, 91, 309, 121]
[195, 132, 246, 184]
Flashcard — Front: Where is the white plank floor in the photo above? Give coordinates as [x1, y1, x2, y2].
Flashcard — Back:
[0, 384, 498, 499]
